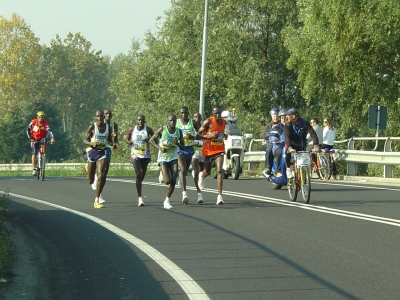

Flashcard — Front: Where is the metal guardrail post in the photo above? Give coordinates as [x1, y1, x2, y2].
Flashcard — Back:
[346, 137, 357, 176]
[384, 137, 393, 178]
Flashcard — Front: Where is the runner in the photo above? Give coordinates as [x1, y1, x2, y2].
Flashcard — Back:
[197, 105, 227, 205]
[126, 114, 154, 207]
[83, 110, 114, 208]
[149, 114, 185, 209]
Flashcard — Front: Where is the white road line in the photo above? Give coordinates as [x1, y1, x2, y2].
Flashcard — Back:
[107, 178, 400, 227]
[1, 191, 210, 300]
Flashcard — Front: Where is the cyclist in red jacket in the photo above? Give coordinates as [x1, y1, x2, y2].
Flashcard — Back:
[26, 111, 55, 175]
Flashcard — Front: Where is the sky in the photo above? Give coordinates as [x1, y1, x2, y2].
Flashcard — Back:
[2, 0, 172, 58]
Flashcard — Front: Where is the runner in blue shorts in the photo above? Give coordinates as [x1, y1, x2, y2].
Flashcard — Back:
[176, 106, 201, 204]
[83, 110, 114, 208]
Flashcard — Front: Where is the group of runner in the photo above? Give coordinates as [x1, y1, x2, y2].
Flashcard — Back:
[84, 105, 227, 209]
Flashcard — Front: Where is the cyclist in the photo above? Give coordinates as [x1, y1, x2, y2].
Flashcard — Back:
[284, 108, 319, 178]
[266, 109, 288, 178]
[261, 108, 280, 178]
[26, 111, 55, 176]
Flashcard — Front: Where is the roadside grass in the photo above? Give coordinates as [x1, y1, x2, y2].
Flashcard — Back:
[0, 191, 11, 285]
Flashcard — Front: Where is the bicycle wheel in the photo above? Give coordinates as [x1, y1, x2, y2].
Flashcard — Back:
[36, 153, 40, 180]
[318, 154, 331, 181]
[287, 166, 298, 202]
[300, 166, 311, 203]
[40, 154, 46, 181]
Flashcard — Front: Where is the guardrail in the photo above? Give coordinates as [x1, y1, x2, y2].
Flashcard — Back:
[0, 163, 159, 172]
[2, 137, 400, 178]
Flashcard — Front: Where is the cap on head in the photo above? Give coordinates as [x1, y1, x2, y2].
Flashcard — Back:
[270, 108, 280, 116]
[37, 111, 45, 117]
[278, 109, 288, 117]
[287, 108, 299, 117]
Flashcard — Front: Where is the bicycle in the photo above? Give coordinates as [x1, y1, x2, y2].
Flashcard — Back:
[313, 148, 335, 181]
[287, 151, 311, 203]
[34, 140, 50, 181]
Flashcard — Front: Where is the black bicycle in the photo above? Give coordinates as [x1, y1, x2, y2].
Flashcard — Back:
[34, 141, 50, 181]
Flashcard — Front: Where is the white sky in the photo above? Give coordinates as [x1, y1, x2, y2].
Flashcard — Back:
[1, 0, 172, 58]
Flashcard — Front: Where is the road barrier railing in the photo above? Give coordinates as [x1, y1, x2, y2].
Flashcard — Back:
[2, 137, 400, 178]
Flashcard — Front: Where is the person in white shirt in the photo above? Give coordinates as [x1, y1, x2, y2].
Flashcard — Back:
[322, 117, 335, 149]
[322, 117, 337, 175]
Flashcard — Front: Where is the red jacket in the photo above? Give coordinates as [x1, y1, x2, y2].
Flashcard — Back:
[28, 119, 50, 140]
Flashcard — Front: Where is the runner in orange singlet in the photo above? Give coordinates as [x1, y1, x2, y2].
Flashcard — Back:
[197, 105, 226, 205]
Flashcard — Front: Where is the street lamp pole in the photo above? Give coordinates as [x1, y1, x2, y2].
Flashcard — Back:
[199, 0, 209, 118]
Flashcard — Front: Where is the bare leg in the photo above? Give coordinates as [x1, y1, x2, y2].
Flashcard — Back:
[214, 155, 224, 195]
[177, 154, 187, 191]
[96, 159, 107, 198]
[87, 161, 96, 185]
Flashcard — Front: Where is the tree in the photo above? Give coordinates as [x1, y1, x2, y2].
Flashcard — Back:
[36, 33, 111, 156]
[0, 13, 42, 120]
[283, 0, 400, 138]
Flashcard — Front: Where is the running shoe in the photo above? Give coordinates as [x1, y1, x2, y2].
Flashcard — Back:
[182, 195, 189, 205]
[94, 198, 103, 209]
[138, 197, 145, 207]
[98, 193, 105, 204]
[197, 193, 204, 204]
[216, 195, 224, 205]
[163, 200, 173, 209]
[158, 171, 164, 184]
[91, 174, 98, 190]
[32, 169, 37, 176]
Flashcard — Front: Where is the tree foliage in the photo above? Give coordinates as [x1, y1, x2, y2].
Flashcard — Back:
[283, 0, 400, 138]
[0, 13, 42, 119]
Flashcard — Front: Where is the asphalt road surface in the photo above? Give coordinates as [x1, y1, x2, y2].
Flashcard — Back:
[1, 175, 400, 300]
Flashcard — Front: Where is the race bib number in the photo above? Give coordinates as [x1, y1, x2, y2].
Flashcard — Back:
[211, 132, 224, 146]
[132, 141, 145, 155]
[162, 137, 176, 149]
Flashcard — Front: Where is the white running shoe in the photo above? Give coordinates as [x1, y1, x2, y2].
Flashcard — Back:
[198, 175, 204, 190]
[216, 195, 224, 205]
[197, 193, 204, 204]
[182, 195, 189, 205]
[138, 197, 145, 207]
[176, 178, 181, 188]
[98, 193, 105, 204]
[91, 174, 98, 190]
[286, 168, 293, 179]
[164, 200, 173, 209]
[159, 172, 164, 184]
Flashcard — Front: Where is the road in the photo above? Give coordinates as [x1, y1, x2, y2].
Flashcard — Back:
[1, 175, 400, 300]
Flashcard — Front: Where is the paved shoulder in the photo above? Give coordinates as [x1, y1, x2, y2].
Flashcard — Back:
[3, 199, 175, 300]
